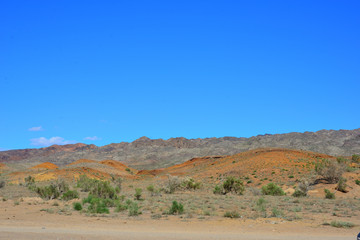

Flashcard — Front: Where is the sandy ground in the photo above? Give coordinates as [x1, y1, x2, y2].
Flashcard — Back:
[1, 199, 359, 240]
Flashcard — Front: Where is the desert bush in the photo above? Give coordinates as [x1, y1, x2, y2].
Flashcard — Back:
[292, 179, 309, 197]
[168, 201, 184, 215]
[85, 197, 110, 214]
[223, 211, 240, 218]
[89, 181, 118, 199]
[213, 185, 222, 195]
[213, 177, 245, 195]
[36, 185, 60, 200]
[223, 177, 245, 195]
[247, 187, 261, 196]
[147, 184, 154, 192]
[355, 179, 360, 185]
[146, 184, 161, 196]
[115, 203, 128, 212]
[336, 177, 347, 193]
[128, 201, 141, 216]
[54, 179, 70, 193]
[62, 190, 79, 201]
[336, 157, 348, 164]
[271, 207, 283, 218]
[315, 159, 345, 184]
[256, 197, 267, 214]
[163, 175, 183, 194]
[0, 180, 5, 189]
[330, 221, 354, 228]
[351, 154, 360, 163]
[261, 183, 285, 196]
[292, 190, 307, 197]
[111, 175, 122, 192]
[73, 202, 82, 211]
[24, 176, 36, 190]
[182, 178, 201, 190]
[324, 189, 335, 199]
[76, 175, 98, 192]
[134, 188, 142, 200]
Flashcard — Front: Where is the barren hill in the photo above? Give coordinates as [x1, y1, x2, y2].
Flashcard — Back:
[0, 128, 359, 169]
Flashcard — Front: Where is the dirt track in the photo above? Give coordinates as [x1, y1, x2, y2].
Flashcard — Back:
[0, 224, 358, 240]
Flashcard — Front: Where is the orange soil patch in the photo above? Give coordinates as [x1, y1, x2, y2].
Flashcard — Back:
[159, 148, 334, 187]
[137, 169, 164, 176]
[0, 163, 6, 168]
[31, 162, 59, 170]
[33, 167, 113, 182]
[100, 159, 137, 173]
[67, 159, 97, 166]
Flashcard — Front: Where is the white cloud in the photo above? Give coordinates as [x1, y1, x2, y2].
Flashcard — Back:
[28, 126, 43, 131]
[30, 137, 77, 147]
[84, 136, 101, 141]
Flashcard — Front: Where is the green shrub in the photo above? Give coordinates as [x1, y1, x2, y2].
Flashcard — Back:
[115, 203, 128, 212]
[86, 197, 110, 214]
[62, 190, 79, 201]
[213, 185, 222, 194]
[24, 176, 36, 190]
[261, 183, 285, 196]
[73, 202, 82, 211]
[36, 185, 60, 200]
[351, 154, 360, 163]
[128, 201, 141, 216]
[168, 201, 184, 215]
[134, 188, 142, 200]
[256, 197, 267, 214]
[147, 185, 155, 192]
[76, 175, 98, 192]
[292, 190, 307, 197]
[224, 211, 240, 218]
[324, 189, 335, 199]
[182, 178, 201, 190]
[330, 220, 354, 228]
[111, 175, 122, 192]
[213, 177, 245, 195]
[355, 179, 360, 185]
[336, 177, 347, 193]
[271, 208, 283, 218]
[336, 157, 348, 164]
[89, 181, 118, 199]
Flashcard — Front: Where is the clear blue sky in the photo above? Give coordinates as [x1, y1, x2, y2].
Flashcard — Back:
[1, 1, 359, 150]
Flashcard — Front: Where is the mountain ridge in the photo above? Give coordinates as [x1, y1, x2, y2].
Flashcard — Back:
[1, 128, 359, 169]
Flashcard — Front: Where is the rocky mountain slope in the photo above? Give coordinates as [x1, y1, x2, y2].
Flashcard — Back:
[0, 128, 359, 169]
